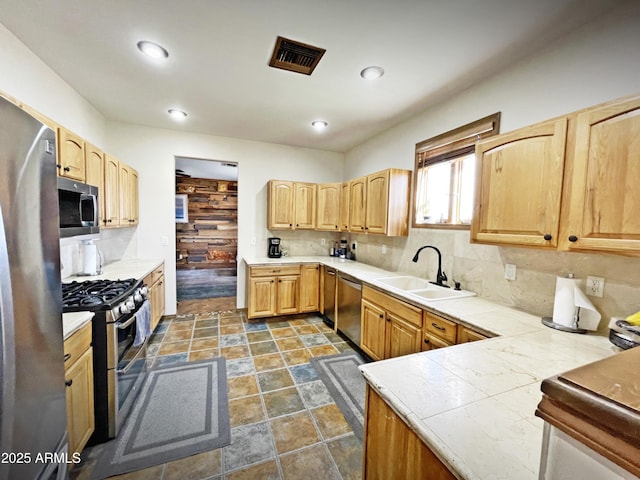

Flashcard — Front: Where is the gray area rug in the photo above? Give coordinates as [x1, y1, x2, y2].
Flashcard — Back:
[310, 352, 367, 440]
[92, 358, 230, 479]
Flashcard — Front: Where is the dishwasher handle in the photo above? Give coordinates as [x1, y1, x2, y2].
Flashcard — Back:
[338, 276, 362, 291]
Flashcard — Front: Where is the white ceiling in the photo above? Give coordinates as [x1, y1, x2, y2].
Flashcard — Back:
[0, 0, 624, 152]
[175, 157, 238, 181]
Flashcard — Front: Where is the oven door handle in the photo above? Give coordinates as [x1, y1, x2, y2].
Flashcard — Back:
[116, 338, 148, 374]
[116, 314, 137, 330]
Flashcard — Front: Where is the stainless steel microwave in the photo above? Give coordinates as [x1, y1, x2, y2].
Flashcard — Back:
[57, 176, 99, 237]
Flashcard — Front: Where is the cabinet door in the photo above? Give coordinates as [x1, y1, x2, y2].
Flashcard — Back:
[340, 182, 350, 231]
[349, 176, 367, 233]
[360, 299, 386, 361]
[129, 167, 139, 225]
[268, 180, 294, 229]
[561, 96, 640, 254]
[57, 127, 86, 181]
[299, 264, 320, 312]
[248, 277, 277, 318]
[472, 118, 567, 248]
[103, 155, 120, 227]
[366, 170, 390, 234]
[294, 182, 316, 229]
[364, 387, 456, 480]
[458, 326, 487, 343]
[65, 347, 95, 455]
[119, 164, 132, 226]
[317, 183, 340, 231]
[277, 275, 299, 314]
[422, 333, 452, 351]
[386, 314, 422, 358]
[85, 143, 105, 225]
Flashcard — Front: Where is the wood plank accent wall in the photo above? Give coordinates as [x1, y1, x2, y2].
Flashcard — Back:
[176, 176, 238, 270]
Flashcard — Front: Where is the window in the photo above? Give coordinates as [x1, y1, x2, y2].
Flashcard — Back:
[413, 113, 501, 228]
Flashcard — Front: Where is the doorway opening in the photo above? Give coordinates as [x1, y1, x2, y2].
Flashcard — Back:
[175, 157, 238, 314]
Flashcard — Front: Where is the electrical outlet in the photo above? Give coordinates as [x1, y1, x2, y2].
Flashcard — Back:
[381, 244, 387, 255]
[320, 238, 326, 246]
[504, 263, 517, 281]
[586, 276, 605, 297]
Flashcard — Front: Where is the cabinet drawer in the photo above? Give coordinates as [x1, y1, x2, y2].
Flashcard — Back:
[423, 333, 453, 350]
[363, 286, 422, 327]
[150, 263, 165, 285]
[250, 264, 301, 277]
[424, 311, 457, 344]
[64, 322, 92, 367]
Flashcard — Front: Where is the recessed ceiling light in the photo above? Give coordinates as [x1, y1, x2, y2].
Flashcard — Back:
[311, 120, 328, 130]
[137, 41, 169, 59]
[360, 66, 384, 80]
[168, 109, 188, 120]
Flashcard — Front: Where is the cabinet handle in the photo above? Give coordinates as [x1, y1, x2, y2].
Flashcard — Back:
[568, 235, 578, 242]
[279, 279, 282, 283]
[65, 379, 73, 387]
[296, 224, 299, 227]
[63, 166, 71, 172]
[424, 338, 430, 344]
[386, 317, 391, 322]
[543, 234, 552, 241]
[56, 163, 62, 169]
[64, 353, 71, 362]
[335, 225, 338, 229]
[271, 280, 274, 283]
[379, 313, 384, 318]
[107, 219, 112, 223]
[431, 322, 446, 331]
[289, 223, 292, 227]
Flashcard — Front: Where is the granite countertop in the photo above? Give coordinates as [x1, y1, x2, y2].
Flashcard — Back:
[61, 258, 163, 340]
[245, 255, 621, 479]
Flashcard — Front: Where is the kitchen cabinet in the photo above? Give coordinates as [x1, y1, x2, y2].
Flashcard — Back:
[118, 163, 139, 226]
[422, 311, 458, 351]
[340, 182, 350, 231]
[267, 180, 316, 230]
[57, 127, 86, 181]
[473, 93, 640, 255]
[247, 264, 301, 319]
[144, 263, 165, 332]
[103, 154, 120, 227]
[458, 326, 488, 343]
[299, 263, 320, 312]
[64, 322, 94, 455]
[363, 385, 456, 480]
[559, 95, 640, 254]
[361, 286, 422, 361]
[316, 183, 341, 231]
[471, 117, 567, 248]
[349, 169, 412, 236]
[84, 143, 105, 224]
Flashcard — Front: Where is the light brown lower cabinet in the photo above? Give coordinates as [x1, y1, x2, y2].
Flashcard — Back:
[64, 322, 94, 455]
[247, 264, 301, 319]
[363, 385, 456, 480]
[144, 263, 165, 332]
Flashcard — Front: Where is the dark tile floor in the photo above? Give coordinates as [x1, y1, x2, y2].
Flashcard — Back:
[71, 309, 363, 480]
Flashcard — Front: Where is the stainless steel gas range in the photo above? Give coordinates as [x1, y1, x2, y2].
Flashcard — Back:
[62, 278, 150, 444]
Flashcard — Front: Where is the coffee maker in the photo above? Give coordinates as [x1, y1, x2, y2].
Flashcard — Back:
[268, 237, 282, 258]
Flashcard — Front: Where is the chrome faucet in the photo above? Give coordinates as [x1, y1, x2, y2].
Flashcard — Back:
[412, 245, 449, 288]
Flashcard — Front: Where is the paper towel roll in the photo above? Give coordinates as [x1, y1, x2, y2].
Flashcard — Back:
[552, 276, 601, 331]
[82, 241, 98, 275]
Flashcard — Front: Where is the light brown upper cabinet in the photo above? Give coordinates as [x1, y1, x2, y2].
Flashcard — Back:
[350, 169, 412, 236]
[57, 127, 86, 181]
[294, 182, 316, 229]
[472, 93, 640, 256]
[268, 180, 316, 230]
[471, 118, 567, 248]
[559, 95, 640, 254]
[340, 182, 350, 231]
[84, 143, 105, 225]
[316, 183, 341, 231]
[118, 163, 139, 226]
[103, 155, 120, 228]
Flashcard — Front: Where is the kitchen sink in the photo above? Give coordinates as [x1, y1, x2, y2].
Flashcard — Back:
[375, 276, 432, 291]
[409, 287, 475, 301]
[375, 275, 476, 302]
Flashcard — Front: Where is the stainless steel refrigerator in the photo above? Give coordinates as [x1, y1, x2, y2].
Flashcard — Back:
[0, 97, 67, 479]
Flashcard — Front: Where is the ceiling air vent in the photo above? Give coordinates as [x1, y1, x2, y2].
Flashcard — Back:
[269, 36, 326, 75]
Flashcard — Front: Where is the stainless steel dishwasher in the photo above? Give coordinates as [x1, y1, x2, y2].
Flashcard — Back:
[323, 266, 336, 328]
[337, 274, 362, 346]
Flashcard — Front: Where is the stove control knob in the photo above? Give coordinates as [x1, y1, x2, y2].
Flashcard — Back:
[119, 302, 130, 315]
[133, 292, 143, 303]
[139, 286, 149, 296]
[125, 299, 136, 311]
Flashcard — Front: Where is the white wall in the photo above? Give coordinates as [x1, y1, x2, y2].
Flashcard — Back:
[106, 122, 344, 314]
[342, 1, 640, 331]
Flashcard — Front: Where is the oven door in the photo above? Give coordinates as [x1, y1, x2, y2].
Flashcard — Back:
[106, 307, 149, 437]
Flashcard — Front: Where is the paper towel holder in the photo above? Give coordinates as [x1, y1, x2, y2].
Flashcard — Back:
[541, 273, 588, 333]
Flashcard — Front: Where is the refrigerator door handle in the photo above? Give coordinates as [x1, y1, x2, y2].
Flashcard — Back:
[0, 202, 17, 476]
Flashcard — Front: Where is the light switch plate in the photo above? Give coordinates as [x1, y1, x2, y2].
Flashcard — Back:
[504, 263, 517, 281]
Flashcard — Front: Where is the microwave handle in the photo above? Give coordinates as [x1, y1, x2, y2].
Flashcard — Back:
[79, 193, 98, 224]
